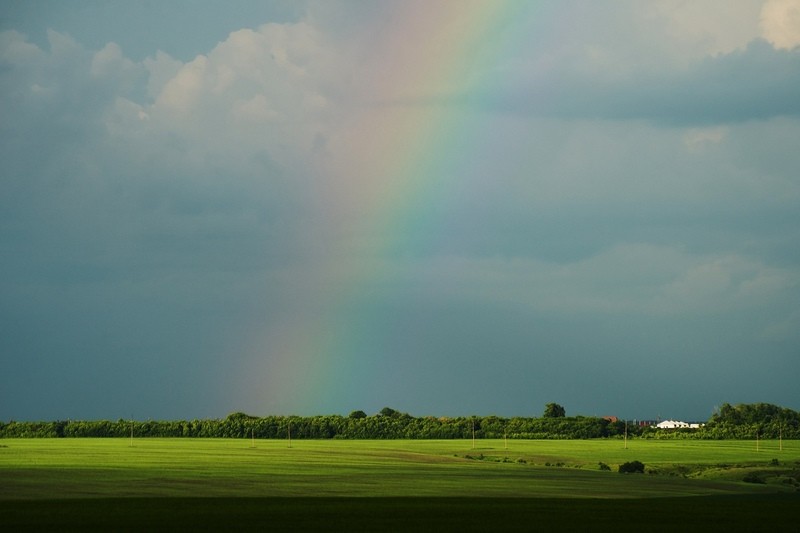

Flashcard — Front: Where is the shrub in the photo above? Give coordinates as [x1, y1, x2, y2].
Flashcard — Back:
[619, 460, 645, 474]
[743, 472, 765, 484]
[598, 462, 611, 471]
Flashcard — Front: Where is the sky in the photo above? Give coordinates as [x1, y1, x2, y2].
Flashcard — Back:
[1, 0, 799, 422]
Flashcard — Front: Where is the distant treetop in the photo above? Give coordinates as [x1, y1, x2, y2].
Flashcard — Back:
[543, 403, 566, 418]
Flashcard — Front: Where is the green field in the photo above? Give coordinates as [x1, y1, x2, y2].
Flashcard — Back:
[2, 438, 798, 530]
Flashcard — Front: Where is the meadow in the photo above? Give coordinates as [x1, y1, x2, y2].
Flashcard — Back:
[1, 438, 798, 530]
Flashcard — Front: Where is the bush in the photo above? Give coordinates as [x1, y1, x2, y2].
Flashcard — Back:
[743, 472, 765, 484]
[619, 460, 645, 474]
[598, 462, 611, 471]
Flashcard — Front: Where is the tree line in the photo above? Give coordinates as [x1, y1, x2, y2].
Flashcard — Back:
[0, 412, 616, 440]
[1, 403, 796, 440]
[694, 402, 800, 440]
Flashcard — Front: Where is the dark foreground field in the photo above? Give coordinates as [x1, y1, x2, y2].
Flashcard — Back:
[2, 495, 799, 532]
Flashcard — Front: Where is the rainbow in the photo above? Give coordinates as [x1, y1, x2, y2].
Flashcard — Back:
[241, 2, 550, 414]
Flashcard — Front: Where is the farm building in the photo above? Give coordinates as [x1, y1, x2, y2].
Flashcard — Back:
[655, 420, 704, 429]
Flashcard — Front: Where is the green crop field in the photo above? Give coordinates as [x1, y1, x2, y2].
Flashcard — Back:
[1, 438, 798, 531]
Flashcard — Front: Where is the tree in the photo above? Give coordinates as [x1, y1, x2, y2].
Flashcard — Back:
[349, 410, 367, 419]
[543, 403, 566, 418]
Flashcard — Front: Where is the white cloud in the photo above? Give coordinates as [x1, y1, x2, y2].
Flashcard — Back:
[760, 308, 800, 340]
[761, 0, 800, 49]
[683, 126, 728, 152]
[232, 93, 279, 122]
[143, 50, 183, 99]
[154, 54, 209, 114]
[138, 20, 344, 170]
[0, 30, 47, 64]
[45, 28, 82, 59]
[91, 42, 130, 78]
[647, 0, 762, 58]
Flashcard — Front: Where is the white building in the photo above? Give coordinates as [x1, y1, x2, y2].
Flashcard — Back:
[656, 420, 703, 429]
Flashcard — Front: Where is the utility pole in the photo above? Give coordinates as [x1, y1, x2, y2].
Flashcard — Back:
[624, 420, 628, 450]
[472, 419, 476, 450]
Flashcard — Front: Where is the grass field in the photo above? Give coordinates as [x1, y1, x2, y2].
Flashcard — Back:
[2, 438, 798, 530]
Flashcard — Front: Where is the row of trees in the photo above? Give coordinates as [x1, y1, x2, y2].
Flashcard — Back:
[1, 403, 796, 440]
[698, 402, 800, 439]
[0, 411, 617, 440]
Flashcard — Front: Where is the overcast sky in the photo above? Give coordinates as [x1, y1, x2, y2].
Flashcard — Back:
[2, 1, 799, 422]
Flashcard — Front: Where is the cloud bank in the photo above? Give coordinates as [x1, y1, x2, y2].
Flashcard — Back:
[1, 2, 799, 420]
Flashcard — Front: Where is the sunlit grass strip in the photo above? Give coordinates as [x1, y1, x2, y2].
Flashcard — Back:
[1, 438, 797, 500]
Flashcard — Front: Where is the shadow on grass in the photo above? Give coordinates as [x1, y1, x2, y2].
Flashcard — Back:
[2, 494, 799, 532]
